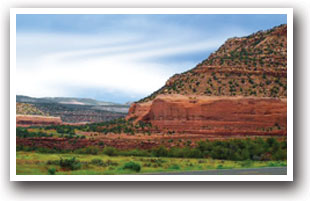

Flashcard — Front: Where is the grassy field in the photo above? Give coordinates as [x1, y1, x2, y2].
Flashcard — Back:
[16, 151, 287, 175]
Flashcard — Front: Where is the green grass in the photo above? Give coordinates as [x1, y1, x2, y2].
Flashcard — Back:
[16, 151, 287, 175]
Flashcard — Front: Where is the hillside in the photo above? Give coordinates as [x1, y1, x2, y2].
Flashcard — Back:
[127, 24, 287, 136]
[33, 102, 126, 123]
[17, 95, 129, 123]
[16, 103, 49, 116]
[139, 24, 287, 103]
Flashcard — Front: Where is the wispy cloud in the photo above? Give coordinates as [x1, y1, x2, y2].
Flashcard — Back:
[16, 32, 226, 100]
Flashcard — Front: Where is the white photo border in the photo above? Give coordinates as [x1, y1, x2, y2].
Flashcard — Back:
[10, 8, 293, 181]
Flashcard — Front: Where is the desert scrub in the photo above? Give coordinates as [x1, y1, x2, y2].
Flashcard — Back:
[169, 164, 180, 170]
[122, 161, 141, 172]
[90, 158, 104, 166]
[16, 151, 287, 175]
[17, 137, 287, 161]
[48, 167, 57, 175]
[59, 157, 81, 170]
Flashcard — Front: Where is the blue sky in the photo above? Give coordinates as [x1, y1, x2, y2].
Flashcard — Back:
[16, 14, 286, 104]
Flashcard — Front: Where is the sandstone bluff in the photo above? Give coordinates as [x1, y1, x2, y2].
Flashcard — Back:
[127, 24, 287, 136]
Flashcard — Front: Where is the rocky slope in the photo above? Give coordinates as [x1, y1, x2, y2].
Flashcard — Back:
[139, 24, 287, 102]
[127, 24, 287, 136]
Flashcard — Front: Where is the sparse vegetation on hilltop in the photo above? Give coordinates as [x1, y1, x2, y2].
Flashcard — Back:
[16, 103, 49, 116]
[139, 24, 287, 102]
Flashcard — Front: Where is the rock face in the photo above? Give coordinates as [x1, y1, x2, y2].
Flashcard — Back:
[127, 95, 286, 135]
[16, 115, 62, 127]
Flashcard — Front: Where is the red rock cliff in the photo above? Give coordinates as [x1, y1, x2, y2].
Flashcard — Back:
[16, 115, 62, 127]
[127, 25, 287, 136]
[127, 95, 287, 135]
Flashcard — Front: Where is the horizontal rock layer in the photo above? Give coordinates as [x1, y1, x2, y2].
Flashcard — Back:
[16, 115, 62, 127]
[127, 95, 287, 135]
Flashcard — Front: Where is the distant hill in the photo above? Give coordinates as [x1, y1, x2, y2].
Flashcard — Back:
[17, 95, 130, 123]
[139, 24, 287, 102]
[17, 95, 119, 106]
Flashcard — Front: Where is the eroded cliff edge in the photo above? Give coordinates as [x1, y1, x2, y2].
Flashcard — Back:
[127, 95, 286, 135]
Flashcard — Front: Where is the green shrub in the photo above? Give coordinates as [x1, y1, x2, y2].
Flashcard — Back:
[74, 146, 99, 155]
[91, 158, 104, 166]
[168, 147, 188, 158]
[216, 164, 224, 169]
[59, 157, 81, 170]
[106, 160, 119, 166]
[169, 164, 180, 170]
[186, 148, 203, 158]
[46, 160, 60, 165]
[267, 162, 277, 167]
[103, 146, 118, 156]
[119, 149, 151, 157]
[48, 167, 56, 175]
[123, 161, 141, 172]
[152, 146, 168, 157]
[272, 149, 287, 161]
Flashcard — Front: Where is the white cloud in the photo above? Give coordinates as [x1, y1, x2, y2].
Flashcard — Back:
[16, 27, 245, 102]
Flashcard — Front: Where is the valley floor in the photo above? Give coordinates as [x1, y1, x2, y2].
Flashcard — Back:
[16, 151, 286, 175]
